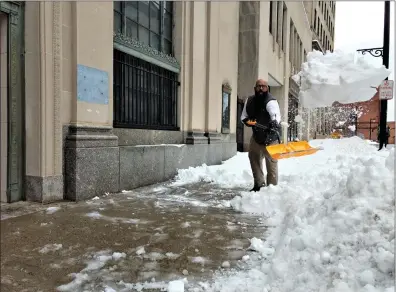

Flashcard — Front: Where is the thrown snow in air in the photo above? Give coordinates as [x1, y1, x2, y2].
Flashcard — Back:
[292, 50, 391, 108]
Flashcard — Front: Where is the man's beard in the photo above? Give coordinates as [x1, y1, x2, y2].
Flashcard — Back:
[254, 90, 268, 108]
[255, 90, 268, 97]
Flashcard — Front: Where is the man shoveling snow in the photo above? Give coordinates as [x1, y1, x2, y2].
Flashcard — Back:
[240, 79, 282, 192]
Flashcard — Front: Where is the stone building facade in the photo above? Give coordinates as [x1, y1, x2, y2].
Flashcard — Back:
[1, 1, 337, 203]
[1, 1, 239, 203]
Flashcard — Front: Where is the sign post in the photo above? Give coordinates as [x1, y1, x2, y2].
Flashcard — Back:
[379, 80, 394, 100]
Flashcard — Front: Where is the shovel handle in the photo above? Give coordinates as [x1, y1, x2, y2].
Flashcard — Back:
[253, 122, 281, 144]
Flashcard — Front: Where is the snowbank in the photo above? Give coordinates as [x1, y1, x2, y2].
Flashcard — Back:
[293, 50, 391, 108]
[173, 138, 394, 292]
[172, 154, 253, 188]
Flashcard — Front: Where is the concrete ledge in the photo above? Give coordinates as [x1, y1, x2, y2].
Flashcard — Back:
[25, 175, 63, 203]
[222, 142, 237, 161]
[120, 142, 237, 191]
[63, 124, 237, 200]
[114, 128, 184, 146]
[120, 145, 165, 190]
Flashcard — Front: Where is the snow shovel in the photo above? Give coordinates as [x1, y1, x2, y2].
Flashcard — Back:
[249, 121, 322, 160]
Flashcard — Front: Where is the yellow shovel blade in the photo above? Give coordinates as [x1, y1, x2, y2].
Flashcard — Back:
[266, 141, 320, 160]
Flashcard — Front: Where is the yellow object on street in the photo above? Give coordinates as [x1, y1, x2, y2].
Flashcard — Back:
[266, 141, 320, 160]
[330, 132, 342, 139]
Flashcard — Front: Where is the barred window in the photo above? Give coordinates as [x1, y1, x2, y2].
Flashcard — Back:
[114, 1, 173, 56]
[113, 1, 178, 130]
[113, 49, 179, 130]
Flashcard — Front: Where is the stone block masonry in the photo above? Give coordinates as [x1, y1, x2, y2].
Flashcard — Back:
[63, 125, 236, 201]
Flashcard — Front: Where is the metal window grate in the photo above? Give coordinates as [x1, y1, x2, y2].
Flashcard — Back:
[113, 49, 179, 130]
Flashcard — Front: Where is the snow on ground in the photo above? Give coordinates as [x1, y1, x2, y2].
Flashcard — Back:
[46, 206, 61, 214]
[39, 243, 63, 254]
[173, 137, 394, 292]
[292, 50, 391, 108]
[57, 250, 127, 292]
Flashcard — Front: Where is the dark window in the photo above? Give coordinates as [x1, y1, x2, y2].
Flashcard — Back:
[113, 49, 179, 130]
[276, 1, 282, 45]
[221, 84, 231, 133]
[288, 94, 299, 141]
[269, 1, 273, 33]
[314, 9, 317, 30]
[281, 3, 287, 50]
[289, 21, 293, 63]
[320, 25, 322, 40]
[114, 1, 173, 55]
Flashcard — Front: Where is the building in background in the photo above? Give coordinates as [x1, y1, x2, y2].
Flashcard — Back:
[238, 1, 313, 150]
[0, 1, 239, 203]
[298, 1, 336, 140]
[304, 1, 336, 53]
[333, 92, 395, 144]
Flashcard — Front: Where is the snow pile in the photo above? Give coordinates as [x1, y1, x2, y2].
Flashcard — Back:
[172, 153, 252, 188]
[173, 138, 394, 292]
[293, 50, 391, 108]
[168, 279, 187, 292]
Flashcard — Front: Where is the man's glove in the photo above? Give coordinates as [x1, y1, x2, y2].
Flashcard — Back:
[269, 120, 279, 131]
[242, 118, 257, 127]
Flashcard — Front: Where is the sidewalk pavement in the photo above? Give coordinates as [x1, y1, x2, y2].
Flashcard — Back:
[1, 182, 267, 292]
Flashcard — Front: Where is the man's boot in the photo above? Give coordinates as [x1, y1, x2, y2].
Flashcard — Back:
[250, 183, 265, 192]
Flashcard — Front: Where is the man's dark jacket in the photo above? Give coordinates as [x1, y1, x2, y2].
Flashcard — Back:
[244, 93, 280, 146]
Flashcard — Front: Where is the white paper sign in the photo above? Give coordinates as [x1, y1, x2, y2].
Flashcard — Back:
[379, 80, 394, 100]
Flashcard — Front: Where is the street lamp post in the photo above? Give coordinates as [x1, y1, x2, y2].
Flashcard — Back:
[356, 1, 390, 150]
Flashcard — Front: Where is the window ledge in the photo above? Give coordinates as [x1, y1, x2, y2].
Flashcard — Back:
[114, 33, 181, 74]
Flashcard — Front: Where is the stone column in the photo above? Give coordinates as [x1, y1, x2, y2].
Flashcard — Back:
[24, 2, 63, 202]
[63, 2, 119, 201]
[185, 2, 209, 144]
[204, 2, 222, 144]
[239, 2, 260, 151]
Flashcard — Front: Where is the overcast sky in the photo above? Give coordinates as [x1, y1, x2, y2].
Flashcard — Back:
[334, 1, 395, 122]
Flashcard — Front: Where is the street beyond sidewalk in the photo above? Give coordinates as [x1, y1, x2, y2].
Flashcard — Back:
[1, 183, 267, 292]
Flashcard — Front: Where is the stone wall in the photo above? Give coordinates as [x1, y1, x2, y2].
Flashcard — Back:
[63, 125, 236, 201]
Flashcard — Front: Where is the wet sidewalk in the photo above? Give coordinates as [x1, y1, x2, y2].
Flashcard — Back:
[1, 182, 268, 292]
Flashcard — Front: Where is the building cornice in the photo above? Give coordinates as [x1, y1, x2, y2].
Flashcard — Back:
[113, 33, 180, 73]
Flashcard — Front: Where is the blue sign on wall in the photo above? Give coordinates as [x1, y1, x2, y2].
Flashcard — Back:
[77, 64, 109, 105]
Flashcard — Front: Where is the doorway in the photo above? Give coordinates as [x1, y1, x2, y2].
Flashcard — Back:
[0, 12, 8, 202]
[0, 2, 25, 203]
[236, 97, 244, 152]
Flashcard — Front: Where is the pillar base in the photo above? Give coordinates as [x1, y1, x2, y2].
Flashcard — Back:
[25, 175, 63, 203]
[186, 131, 208, 144]
[64, 125, 120, 201]
[205, 132, 222, 144]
